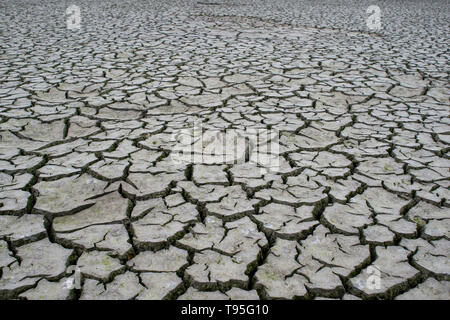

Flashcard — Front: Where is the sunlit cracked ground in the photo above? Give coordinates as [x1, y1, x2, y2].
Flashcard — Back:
[0, 0, 449, 300]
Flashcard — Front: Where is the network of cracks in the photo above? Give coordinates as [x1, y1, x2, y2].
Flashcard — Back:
[0, 4, 449, 300]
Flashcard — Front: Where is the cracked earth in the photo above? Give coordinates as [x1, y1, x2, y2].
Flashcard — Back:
[0, 0, 449, 300]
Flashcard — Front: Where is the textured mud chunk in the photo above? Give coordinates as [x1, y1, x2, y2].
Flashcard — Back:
[395, 278, 450, 300]
[0, 173, 33, 191]
[180, 216, 267, 288]
[407, 202, 450, 239]
[229, 162, 279, 189]
[389, 171, 432, 191]
[147, 100, 201, 115]
[138, 132, 173, 150]
[193, 164, 228, 185]
[55, 224, 132, 258]
[313, 176, 362, 203]
[390, 85, 423, 98]
[376, 214, 417, 237]
[177, 216, 224, 251]
[179, 216, 267, 253]
[322, 196, 372, 234]
[416, 186, 450, 205]
[402, 238, 450, 278]
[52, 191, 128, 232]
[360, 187, 410, 215]
[36, 139, 87, 157]
[137, 272, 183, 300]
[129, 149, 163, 171]
[171, 126, 258, 165]
[350, 246, 420, 297]
[255, 239, 308, 299]
[225, 288, 260, 300]
[38, 152, 97, 178]
[33, 174, 108, 215]
[0, 214, 46, 245]
[427, 87, 450, 103]
[165, 193, 185, 207]
[223, 74, 260, 84]
[205, 190, 259, 221]
[0, 132, 47, 153]
[103, 139, 138, 159]
[35, 88, 71, 103]
[75, 140, 115, 153]
[295, 225, 370, 296]
[363, 225, 395, 245]
[0, 190, 30, 215]
[130, 197, 165, 219]
[132, 202, 198, 249]
[423, 219, 450, 239]
[178, 181, 236, 203]
[255, 203, 318, 239]
[19, 278, 73, 300]
[357, 157, 404, 179]
[255, 178, 327, 206]
[81, 272, 144, 300]
[342, 294, 362, 300]
[67, 116, 99, 138]
[392, 74, 428, 89]
[290, 151, 351, 176]
[177, 76, 203, 87]
[186, 250, 250, 288]
[407, 201, 449, 220]
[180, 93, 225, 108]
[280, 127, 339, 150]
[0, 240, 15, 267]
[0, 239, 72, 298]
[127, 246, 188, 272]
[1, 0, 449, 301]
[76, 251, 125, 282]
[178, 287, 229, 300]
[21, 119, 66, 142]
[0, 154, 44, 172]
[89, 159, 128, 180]
[108, 101, 145, 111]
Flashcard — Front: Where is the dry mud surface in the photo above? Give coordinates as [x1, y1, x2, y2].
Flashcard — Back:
[0, 0, 449, 300]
